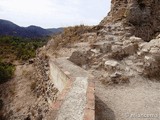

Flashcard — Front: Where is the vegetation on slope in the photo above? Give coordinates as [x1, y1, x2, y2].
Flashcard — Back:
[0, 36, 48, 83]
[0, 62, 15, 84]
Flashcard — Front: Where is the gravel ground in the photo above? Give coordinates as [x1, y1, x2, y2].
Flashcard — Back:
[95, 77, 160, 120]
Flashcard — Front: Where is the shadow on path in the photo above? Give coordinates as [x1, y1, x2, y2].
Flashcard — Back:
[95, 96, 116, 120]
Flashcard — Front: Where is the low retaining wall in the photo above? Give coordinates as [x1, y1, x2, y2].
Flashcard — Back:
[49, 60, 69, 92]
[49, 58, 95, 120]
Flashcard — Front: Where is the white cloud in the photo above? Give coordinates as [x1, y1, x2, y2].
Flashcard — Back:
[0, 0, 111, 28]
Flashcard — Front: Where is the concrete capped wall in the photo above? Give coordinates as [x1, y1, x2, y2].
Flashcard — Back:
[49, 60, 69, 92]
[49, 58, 95, 120]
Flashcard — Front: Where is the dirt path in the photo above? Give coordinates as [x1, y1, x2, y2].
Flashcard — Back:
[95, 77, 160, 120]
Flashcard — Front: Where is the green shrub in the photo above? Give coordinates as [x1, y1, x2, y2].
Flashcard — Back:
[0, 36, 48, 83]
[0, 62, 15, 84]
[0, 36, 47, 61]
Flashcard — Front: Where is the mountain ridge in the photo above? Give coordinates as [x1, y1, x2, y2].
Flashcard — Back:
[0, 19, 63, 38]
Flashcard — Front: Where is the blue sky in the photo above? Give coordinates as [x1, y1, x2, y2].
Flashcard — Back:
[0, 0, 111, 28]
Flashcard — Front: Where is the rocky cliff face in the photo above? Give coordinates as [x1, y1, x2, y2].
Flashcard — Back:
[101, 0, 160, 41]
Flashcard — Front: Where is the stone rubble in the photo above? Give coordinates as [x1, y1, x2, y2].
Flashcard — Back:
[69, 25, 160, 84]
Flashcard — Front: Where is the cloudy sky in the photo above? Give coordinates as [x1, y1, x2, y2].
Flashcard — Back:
[0, 0, 111, 28]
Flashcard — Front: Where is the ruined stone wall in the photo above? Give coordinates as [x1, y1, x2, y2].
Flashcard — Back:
[34, 55, 59, 103]
[100, 0, 160, 41]
[100, 0, 128, 24]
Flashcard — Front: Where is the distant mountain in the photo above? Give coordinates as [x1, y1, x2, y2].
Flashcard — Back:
[47, 28, 63, 33]
[0, 19, 63, 38]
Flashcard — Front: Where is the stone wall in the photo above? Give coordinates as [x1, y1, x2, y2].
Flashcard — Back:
[100, 0, 160, 41]
[49, 58, 95, 120]
[34, 56, 59, 103]
[49, 60, 69, 92]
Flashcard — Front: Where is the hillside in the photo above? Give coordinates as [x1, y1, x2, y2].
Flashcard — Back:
[0, 0, 160, 120]
[0, 19, 63, 38]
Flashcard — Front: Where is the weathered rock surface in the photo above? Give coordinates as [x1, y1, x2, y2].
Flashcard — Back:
[69, 51, 88, 67]
[101, 0, 160, 41]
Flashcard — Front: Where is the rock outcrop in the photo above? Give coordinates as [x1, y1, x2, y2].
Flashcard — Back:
[101, 0, 160, 41]
[66, 0, 160, 84]
[1, 0, 160, 119]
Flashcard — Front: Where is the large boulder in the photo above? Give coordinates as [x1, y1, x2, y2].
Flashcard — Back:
[68, 51, 88, 66]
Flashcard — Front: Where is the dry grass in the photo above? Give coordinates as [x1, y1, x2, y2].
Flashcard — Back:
[49, 25, 93, 51]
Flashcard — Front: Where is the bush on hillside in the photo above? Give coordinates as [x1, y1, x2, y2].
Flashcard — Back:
[51, 25, 92, 50]
[0, 62, 15, 84]
[0, 36, 47, 61]
[0, 36, 47, 83]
